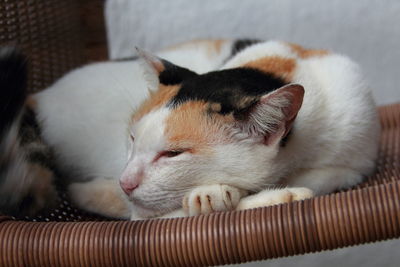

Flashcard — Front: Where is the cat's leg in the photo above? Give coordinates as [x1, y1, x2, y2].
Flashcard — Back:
[68, 177, 132, 219]
[236, 167, 362, 211]
[151, 186, 313, 218]
[236, 187, 314, 210]
[182, 184, 248, 216]
[284, 167, 364, 195]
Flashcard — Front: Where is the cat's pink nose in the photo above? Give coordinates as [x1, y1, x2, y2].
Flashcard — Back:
[120, 180, 139, 195]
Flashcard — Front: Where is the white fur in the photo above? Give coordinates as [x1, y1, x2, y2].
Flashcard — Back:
[35, 61, 143, 181]
[236, 187, 314, 210]
[223, 40, 298, 69]
[33, 41, 234, 181]
[120, 107, 171, 209]
[32, 42, 234, 218]
[159, 40, 233, 73]
[33, 40, 380, 219]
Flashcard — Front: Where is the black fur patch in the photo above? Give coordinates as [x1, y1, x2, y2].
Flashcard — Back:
[19, 108, 41, 145]
[19, 108, 55, 169]
[168, 66, 294, 146]
[159, 59, 198, 85]
[0, 47, 28, 136]
[169, 67, 286, 116]
[280, 129, 293, 147]
[231, 39, 262, 58]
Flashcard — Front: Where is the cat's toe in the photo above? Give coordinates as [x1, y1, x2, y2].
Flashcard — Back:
[220, 185, 244, 210]
[183, 184, 245, 216]
[288, 187, 314, 201]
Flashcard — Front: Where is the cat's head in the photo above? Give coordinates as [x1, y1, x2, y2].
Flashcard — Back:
[120, 49, 304, 218]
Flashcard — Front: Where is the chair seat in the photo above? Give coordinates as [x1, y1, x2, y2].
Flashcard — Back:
[1, 103, 399, 266]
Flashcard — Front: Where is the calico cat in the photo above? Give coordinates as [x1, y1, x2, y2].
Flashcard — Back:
[0, 39, 380, 220]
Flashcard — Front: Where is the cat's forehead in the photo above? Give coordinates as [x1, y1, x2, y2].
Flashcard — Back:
[164, 101, 231, 148]
[131, 68, 291, 151]
[133, 101, 230, 151]
[133, 66, 286, 123]
[132, 66, 287, 147]
[168, 68, 285, 115]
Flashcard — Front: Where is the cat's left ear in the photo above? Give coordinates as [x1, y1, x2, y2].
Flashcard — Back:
[136, 47, 197, 91]
[237, 84, 304, 146]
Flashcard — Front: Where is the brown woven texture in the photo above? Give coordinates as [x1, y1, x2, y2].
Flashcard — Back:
[0, 0, 85, 93]
[0, 0, 110, 222]
[0, 103, 398, 266]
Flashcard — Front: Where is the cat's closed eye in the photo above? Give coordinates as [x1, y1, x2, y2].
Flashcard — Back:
[153, 149, 188, 162]
[160, 150, 184, 158]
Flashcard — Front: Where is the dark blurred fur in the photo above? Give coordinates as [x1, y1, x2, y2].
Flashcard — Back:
[0, 47, 27, 135]
[0, 47, 56, 216]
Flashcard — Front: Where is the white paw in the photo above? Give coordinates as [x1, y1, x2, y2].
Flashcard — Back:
[236, 187, 314, 210]
[183, 184, 247, 216]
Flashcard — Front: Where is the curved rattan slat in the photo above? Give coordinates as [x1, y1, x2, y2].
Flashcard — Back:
[0, 103, 399, 266]
[0, 181, 399, 266]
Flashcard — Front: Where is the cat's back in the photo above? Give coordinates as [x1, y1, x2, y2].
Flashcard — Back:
[224, 40, 380, 174]
[33, 60, 145, 178]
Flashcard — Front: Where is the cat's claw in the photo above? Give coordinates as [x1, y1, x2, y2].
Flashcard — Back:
[236, 187, 314, 210]
[183, 184, 247, 216]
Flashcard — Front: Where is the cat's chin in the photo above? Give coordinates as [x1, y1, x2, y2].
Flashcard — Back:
[128, 189, 183, 219]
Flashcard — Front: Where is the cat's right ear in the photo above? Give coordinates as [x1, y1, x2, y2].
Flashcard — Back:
[236, 84, 304, 146]
[136, 47, 197, 91]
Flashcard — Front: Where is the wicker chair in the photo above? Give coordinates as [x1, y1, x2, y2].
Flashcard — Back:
[1, 0, 399, 266]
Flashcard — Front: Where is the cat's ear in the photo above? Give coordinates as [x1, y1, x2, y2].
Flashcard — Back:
[136, 47, 197, 91]
[237, 84, 304, 146]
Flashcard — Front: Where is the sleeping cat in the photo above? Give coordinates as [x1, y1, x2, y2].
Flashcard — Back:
[0, 39, 380, 220]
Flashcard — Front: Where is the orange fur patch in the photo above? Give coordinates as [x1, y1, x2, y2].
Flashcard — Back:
[29, 163, 54, 192]
[133, 85, 180, 122]
[209, 39, 226, 54]
[243, 56, 296, 82]
[287, 43, 329, 58]
[165, 101, 230, 153]
[69, 179, 131, 218]
[163, 39, 228, 58]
